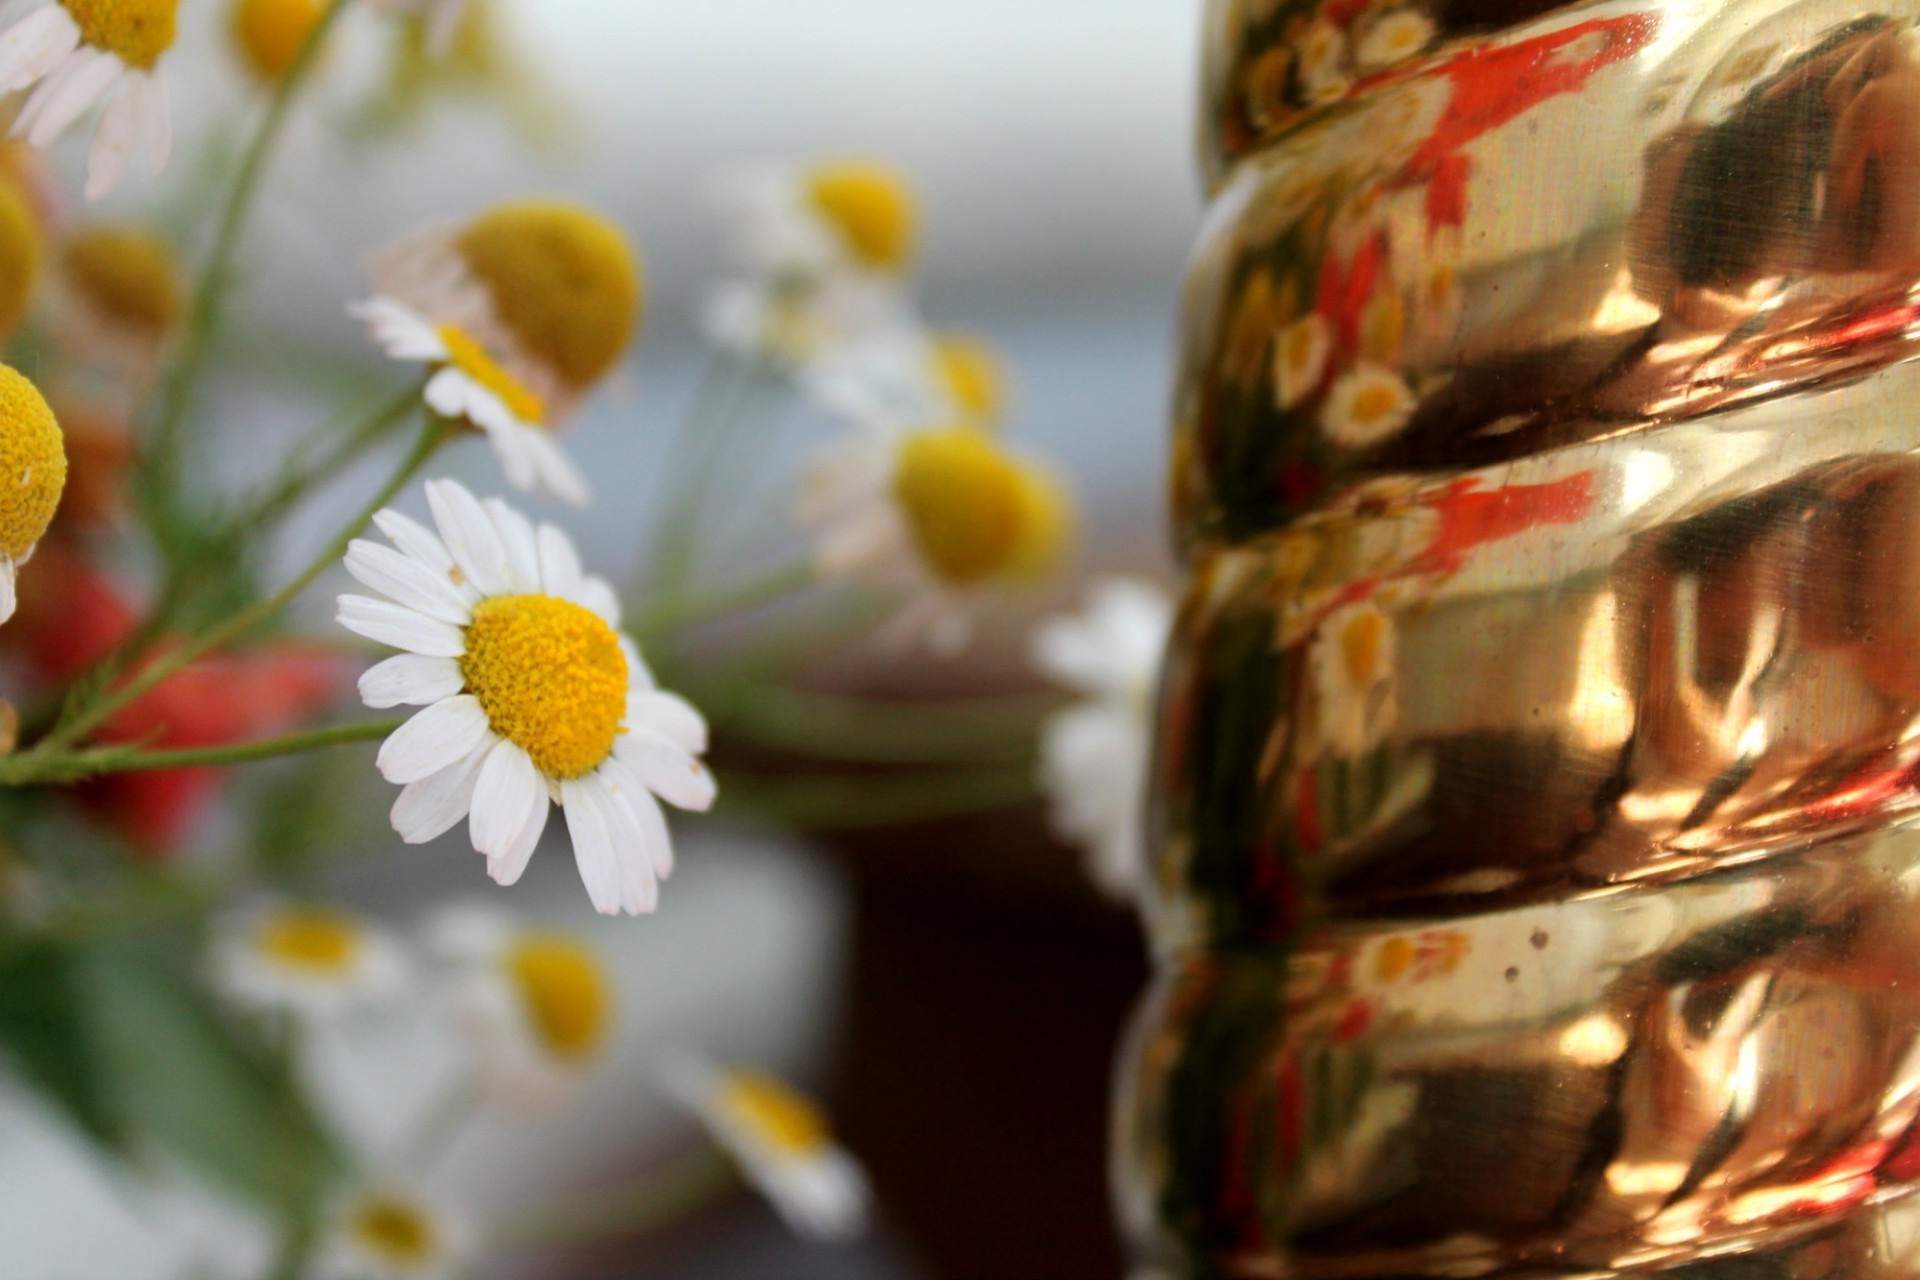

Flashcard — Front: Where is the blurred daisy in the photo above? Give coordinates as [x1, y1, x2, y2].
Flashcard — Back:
[228, 0, 324, 86]
[804, 327, 1013, 429]
[1304, 599, 1398, 757]
[313, 1186, 468, 1280]
[0, 0, 179, 199]
[1322, 362, 1415, 448]
[53, 223, 183, 395]
[338, 479, 715, 917]
[359, 200, 644, 504]
[799, 419, 1073, 653]
[1032, 578, 1172, 901]
[422, 904, 611, 1105]
[366, 0, 472, 55]
[1356, 9, 1437, 70]
[666, 1054, 871, 1242]
[212, 903, 408, 1018]
[0, 363, 66, 623]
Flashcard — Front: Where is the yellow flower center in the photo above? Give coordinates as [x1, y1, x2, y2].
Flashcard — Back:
[891, 428, 1027, 585]
[1352, 381, 1405, 424]
[435, 323, 544, 425]
[720, 1071, 832, 1158]
[0, 365, 64, 562]
[256, 906, 361, 975]
[804, 162, 917, 272]
[459, 594, 628, 780]
[1339, 609, 1389, 684]
[0, 183, 42, 342]
[456, 201, 642, 392]
[229, 0, 321, 84]
[58, 0, 178, 69]
[349, 1196, 438, 1267]
[506, 933, 609, 1062]
[1005, 459, 1075, 582]
[929, 333, 1008, 424]
[63, 225, 183, 339]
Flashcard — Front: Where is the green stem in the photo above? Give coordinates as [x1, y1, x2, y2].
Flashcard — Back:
[0, 720, 402, 787]
[495, 1146, 740, 1251]
[232, 382, 425, 534]
[143, 0, 354, 537]
[41, 417, 446, 753]
[647, 350, 774, 597]
[632, 561, 816, 639]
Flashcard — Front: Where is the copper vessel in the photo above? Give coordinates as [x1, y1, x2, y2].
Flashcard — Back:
[1115, 0, 1920, 1273]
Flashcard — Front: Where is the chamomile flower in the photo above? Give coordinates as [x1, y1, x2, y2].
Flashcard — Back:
[358, 200, 643, 505]
[0, 0, 179, 199]
[229, 0, 323, 85]
[212, 903, 408, 1018]
[0, 364, 66, 623]
[1032, 578, 1173, 901]
[804, 327, 1013, 428]
[665, 1054, 871, 1242]
[54, 223, 183, 389]
[1322, 362, 1415, 448]
[422, 903, 612, 1105]
[313, 1186, 469, 1280]
[1304, 599, 1398, 757]
[799, 419, 1074, 653]
[338, 479, 716, 917]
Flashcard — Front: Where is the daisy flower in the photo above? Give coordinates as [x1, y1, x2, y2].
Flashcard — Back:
[338, 479, 716, 917]
[798, 419, 1074, 653]
[1032, 577, 1173, 902]
[422, 903, 612, 1105]
[312, 1186, 469, 1280]
[0, 0, 179, 199]
[211, 903, 408, 1019]
[1304, 599, 1398, 758]
[228, 0, 324, 86]
[665, 1054, 871, 1242]
[803, 326, 1013, 429]
[53, 223, 183, 395]
[0, 363, 66, 624]
[1322, 361, 1415, 448]
[1356, 8, 1437, 70]
[357, 200, 644, 506]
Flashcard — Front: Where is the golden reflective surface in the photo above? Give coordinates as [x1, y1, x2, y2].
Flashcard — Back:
[1121, 0, 1920, 1273]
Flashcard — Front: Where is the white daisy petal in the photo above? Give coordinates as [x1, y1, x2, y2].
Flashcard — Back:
[482, 497, 541, 593]
[84, 68, 139, 200]
[469, 739, 542, 857]
[522, 430, 590, 507]
[578, 577, 622, 628]
[426, 478, 512, 595]
[352, 297, 449, 362]
[631, 690, 710, 755]
[345, 539, 473, 625]
[536, 523, 586, 602]
[604, 756, 677, 881]
[588, 770, 657, 916]
[21, 45, 119, 149]
[337, 594, 466, 658]
[358, 653, 465, 709]
[132, 69, 169, 176]
[372, 508, 471, 597]
[424, 364, 480, 420]
[391, 739, 492, 843]
[481, 419, 540, 494]
[0, 6, 79, 98]
[377, 695, 491, 786]
[561, 777, 623, 916]
[459, 381, 521, 438]
[488, 793, 550, 887]
[0, 557, 17, 624]
[615, 731, 717, 813]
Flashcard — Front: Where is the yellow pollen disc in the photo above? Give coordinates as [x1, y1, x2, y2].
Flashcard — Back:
[804, 162, 917, 272]
[459, 594, 628, 780]
[256, 906, 361, 975]
[506, 934, 609, 1062]
[58, 0, 179, 69]
[0, 183, 42, 342]
[229, 0, 321, 84]
[720, 1071, 832, 1158]
[1353, 383, 1404, 423]
[350, 1196, 437, 1266]
[1004, 458, 1076, 583]
[891, 428, 1026, 586]
[0, 365, 64, 562]
[63, 225, 183, 339]
[435, 323, 545, 425]
[456, 201, 642, 392]
[929, 332, 1008, 424]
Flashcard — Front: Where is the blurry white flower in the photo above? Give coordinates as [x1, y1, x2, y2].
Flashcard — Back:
[798, 418, 1072, 654]
[665, 1054, 871, 1242]
[1305, 600, 1398, 757]
[353, 296, 589, 507]
[212, 903, 408, 1018]
[1322, 362, 1414, 448]
[312, 1186, 468, 1280]
[1356, 8, 1437, 70]
[0, 0, 177, 199]
[1296, 21, 1350, 103]
[421, 903, 612, 1106]
[802, 327, 1013, 429]
[1033, 578, 1173, 901]
[338, 479, 716, 917]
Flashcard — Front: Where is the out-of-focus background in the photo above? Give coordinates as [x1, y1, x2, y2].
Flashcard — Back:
[0, 1, 1200, 1276]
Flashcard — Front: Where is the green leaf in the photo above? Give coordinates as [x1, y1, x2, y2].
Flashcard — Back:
[0, 942, 123, 1145]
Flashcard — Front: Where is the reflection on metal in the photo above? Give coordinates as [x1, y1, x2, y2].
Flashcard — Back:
[1118, 0, 1920, 1273]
